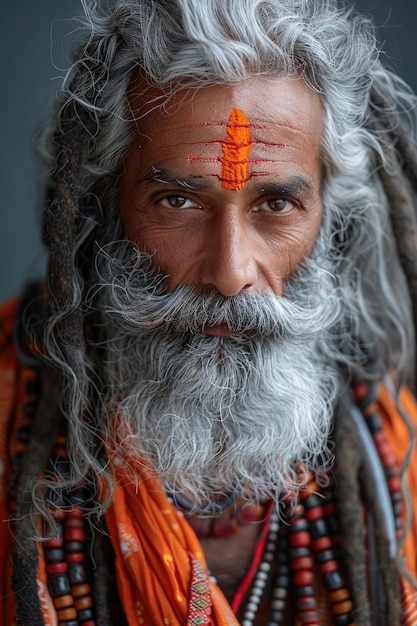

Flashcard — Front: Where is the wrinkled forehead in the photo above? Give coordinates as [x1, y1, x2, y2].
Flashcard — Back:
[128, 74, 324, 127]
[126, 76, 326, 187]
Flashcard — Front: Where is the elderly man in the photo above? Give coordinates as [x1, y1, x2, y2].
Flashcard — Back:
[1, 0, 417, 624]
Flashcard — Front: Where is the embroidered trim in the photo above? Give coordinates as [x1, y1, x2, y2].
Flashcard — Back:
[187, 555, 213, 625]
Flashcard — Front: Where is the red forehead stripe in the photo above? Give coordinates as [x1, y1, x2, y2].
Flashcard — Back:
[220, 108, 253, 191]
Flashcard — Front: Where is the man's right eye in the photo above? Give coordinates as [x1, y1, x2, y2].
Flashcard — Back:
[159, 195, 197, 209]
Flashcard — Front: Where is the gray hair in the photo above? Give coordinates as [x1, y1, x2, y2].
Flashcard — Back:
[34, 0, 417, 515]
[40, 0, 416, 379]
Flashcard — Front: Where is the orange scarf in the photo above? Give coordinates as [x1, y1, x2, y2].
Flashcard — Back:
[101, 459, 238, 625]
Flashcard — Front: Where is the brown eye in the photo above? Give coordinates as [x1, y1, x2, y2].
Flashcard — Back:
[165, 195, 187, 208]
[159, 195, 198, 209]
[265, 198, 294, 213]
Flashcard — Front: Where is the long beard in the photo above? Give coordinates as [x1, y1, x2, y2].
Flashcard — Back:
[93, 237, 344, 506]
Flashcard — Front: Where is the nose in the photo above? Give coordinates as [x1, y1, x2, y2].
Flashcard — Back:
[199, 210, 258, 296]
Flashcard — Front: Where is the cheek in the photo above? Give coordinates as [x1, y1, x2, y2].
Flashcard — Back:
[119, 188, 160, 251]
[271, 207, 323, 275]
[120, 210, 196, 283]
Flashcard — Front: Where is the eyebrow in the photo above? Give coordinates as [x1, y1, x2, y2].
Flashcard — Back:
[135, 167, 316, 197]
[253, 177, 315, 198]
[135, 167, 212, 191]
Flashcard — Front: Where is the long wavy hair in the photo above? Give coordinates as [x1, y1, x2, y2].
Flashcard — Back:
[33, 0, 417, 512]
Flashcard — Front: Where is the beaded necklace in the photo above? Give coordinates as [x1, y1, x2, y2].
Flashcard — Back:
[9, 369, 97, 626]
[225, 472, 354, 626]
[9, 372, 405, 626]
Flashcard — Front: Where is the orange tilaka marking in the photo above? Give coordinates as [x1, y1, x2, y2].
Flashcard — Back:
[220, 108, 253, 190]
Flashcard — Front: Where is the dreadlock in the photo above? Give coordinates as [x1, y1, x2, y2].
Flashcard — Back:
[11, 0, 417, 622]
[12, 113, 88, 624]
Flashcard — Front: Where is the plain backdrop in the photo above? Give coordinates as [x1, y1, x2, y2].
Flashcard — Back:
[1, 0, 417, 301]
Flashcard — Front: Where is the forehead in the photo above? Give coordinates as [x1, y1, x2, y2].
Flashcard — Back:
[126, 76, 325, 186]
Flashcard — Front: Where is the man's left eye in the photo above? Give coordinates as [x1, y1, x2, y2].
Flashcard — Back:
[259, 198, 295, 213]
[159, 195, 196, 209]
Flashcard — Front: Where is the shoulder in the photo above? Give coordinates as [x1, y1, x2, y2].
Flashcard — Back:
[0, 284, 44, 435]
[0, 286, 43, 515]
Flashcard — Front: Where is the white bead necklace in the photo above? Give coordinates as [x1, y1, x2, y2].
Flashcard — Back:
[240, 511, 286, 626]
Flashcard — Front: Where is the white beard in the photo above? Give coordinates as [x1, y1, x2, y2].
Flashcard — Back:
[93, 236, 343, 507]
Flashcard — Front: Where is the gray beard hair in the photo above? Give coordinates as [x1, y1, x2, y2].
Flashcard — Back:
[93, 236, 344, 507]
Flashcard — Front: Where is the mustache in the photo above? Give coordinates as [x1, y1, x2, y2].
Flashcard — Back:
[93, 244, 342, 342]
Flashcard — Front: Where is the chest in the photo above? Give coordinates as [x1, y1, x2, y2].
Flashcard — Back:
[200, 519, 297, 625]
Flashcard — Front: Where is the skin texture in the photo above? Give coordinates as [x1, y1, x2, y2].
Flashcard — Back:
[120, 76, 325, 330]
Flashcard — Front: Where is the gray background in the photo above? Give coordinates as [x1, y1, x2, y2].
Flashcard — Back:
[2, 1, 417, 301]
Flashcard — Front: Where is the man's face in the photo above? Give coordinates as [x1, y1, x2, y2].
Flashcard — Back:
[119, 76, 325, 325]
[99, 78, 339, 500]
